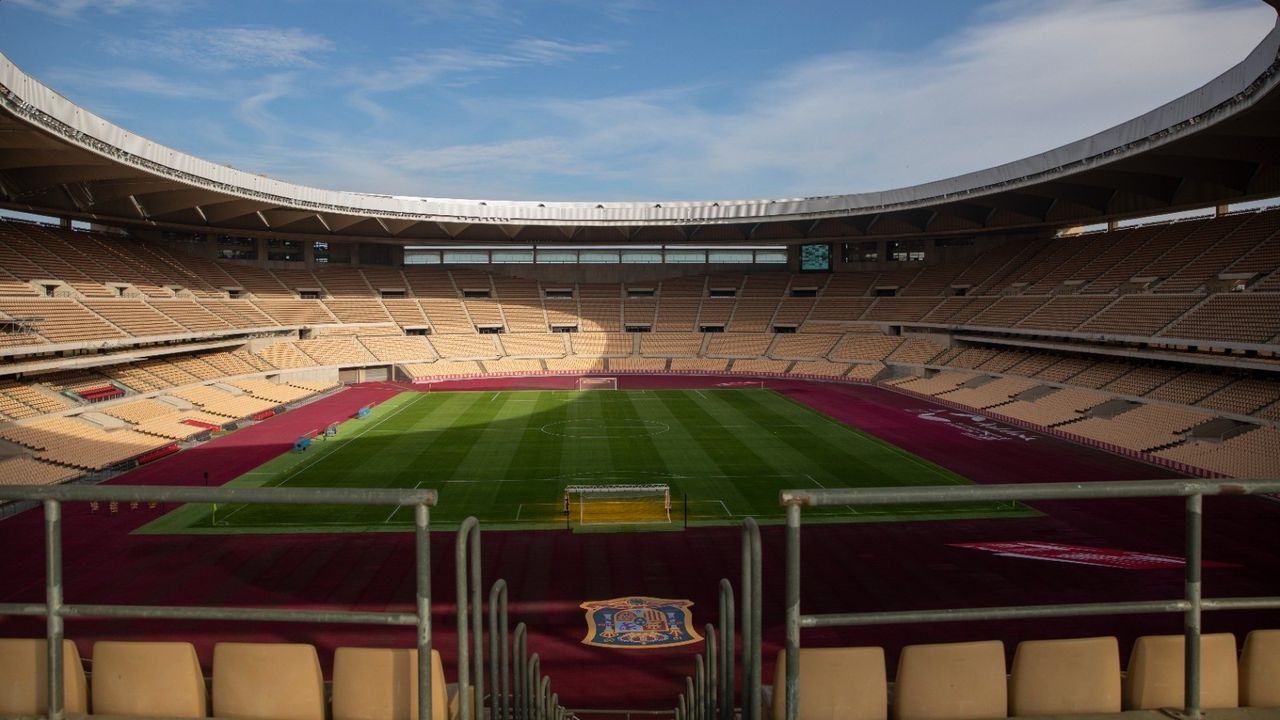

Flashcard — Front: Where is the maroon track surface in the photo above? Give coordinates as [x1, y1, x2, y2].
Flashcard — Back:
[1, 377, 1277, 711]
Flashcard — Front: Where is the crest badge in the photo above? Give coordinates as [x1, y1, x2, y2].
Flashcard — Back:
[580, 596, 703, 649]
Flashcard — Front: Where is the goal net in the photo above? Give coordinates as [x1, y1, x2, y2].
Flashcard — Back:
[564, 484, 671, 526]
[577, 376, 618, 391]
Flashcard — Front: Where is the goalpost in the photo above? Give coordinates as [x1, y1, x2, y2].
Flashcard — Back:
[577, 376, 618, 391]
[563, 484, 672, 526]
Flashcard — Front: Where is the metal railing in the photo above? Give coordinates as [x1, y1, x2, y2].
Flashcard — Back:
[780, 478, 1280, 720]
[462, 521, 566, 720]
[675, 579, 735, 720]
[0, 484, 438, 720]
[676, 517, 759, 720]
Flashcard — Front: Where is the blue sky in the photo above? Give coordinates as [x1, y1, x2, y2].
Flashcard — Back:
[2, 0, 1274, 202]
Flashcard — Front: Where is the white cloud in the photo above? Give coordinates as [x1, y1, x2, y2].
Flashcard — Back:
[120, 0, 1276, 203]
[399, 0, 1275, 200]
[7, 0, 187, 18]
[47, 67, 220, 100]
[108, 26, 334, 71]
[234, 73, 301, 137]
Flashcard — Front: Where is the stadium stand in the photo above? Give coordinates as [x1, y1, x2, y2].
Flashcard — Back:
[0, 203, 1278, 485]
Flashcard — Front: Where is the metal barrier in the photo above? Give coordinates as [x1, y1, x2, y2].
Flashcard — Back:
[675, 579, 735, 720]
[676, 518, 759, 720]
[779, 478, 1280, 720]
[740, 517, 762, 720]
[0, 484, 438, 720]
[475, 540, 567, 720]
[457, 516, 485, 720]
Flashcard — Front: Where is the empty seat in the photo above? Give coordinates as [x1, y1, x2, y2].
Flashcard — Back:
[893, 640, 1006, 720]
[1124, 633, 1238, 710]
[0, 638, 88, 715]
[1241, 629, 1280, 708]
[1008, 636, 1120, 716]
[92, 640, 207, 718]
[769, 646, 887, 720]
[332, 647, 449, 720]
[212, 642, 324, 720]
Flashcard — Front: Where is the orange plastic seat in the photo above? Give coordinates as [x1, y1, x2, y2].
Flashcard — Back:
[1240, 629, 1280, 708]
[1124, 633, 1238, 710]
[331, 647, 449, 720]
[212, 641, 324, 720]
[92, 640, 208, 718]
[893, 640, 1006, 720]
[770, 646, 887, 720]
[0, 638, 88, 715]
[1008, 636, 1120, 716]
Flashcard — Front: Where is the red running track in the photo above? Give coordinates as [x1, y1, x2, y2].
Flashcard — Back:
[1, 377, 1277, 711]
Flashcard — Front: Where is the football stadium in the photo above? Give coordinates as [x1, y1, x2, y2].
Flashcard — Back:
[1, 2, 1280, 719]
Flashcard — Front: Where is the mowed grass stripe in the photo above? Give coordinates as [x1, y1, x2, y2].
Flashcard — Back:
[654, 391, 784, 516]
[439, 392, 544, 523]
[720, 390, 961, 488]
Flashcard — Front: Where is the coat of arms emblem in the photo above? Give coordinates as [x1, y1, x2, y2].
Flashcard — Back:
[580, 596, 703, 649]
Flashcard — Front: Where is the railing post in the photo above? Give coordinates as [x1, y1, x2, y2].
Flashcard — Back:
[1184, 492, 1204, 719]
[718, 579, 734, 720]
[514, 623, 528, 720]
[527, 654, 540, 720]
[456, 517, 483, 720]
[44, 499, 64, 720]
[490, 579, 509, 720]
[416, 503, 433, 720]
[694, 654, 705, 720]
[704, 624, 717, 720]
[741, 518, 761, 720]
[784, 502, 801, 720]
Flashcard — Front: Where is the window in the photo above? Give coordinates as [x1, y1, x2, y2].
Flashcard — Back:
[267, 238, 303, 262]
[754, 250, 788, 264]
[313, 241, 329, 264]
[580, 251, 620, 263]
[492, 251, 533, 264]
[404, 250, 441, 265]
[887, 241, 925, 262]
[443, 251, 489, 264]
[536, 251, 578, 264]
[708, 250, 754, 264]
[665, 249, 706, 264]
[622, 251, 662, 264]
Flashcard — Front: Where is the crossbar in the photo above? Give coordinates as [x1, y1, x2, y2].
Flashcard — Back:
[780, 478, 1280, 720]
[0, 484, 437, 720]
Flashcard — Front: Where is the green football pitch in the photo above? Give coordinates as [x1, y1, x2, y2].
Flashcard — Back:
[139, 389, 1034, 534]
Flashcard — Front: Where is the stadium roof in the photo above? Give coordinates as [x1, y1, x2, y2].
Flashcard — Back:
[2, 2, 1280, 246]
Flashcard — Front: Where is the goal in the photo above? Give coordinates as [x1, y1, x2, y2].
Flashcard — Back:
[564, 484, 671, 526]
[577, 376, 618, 391]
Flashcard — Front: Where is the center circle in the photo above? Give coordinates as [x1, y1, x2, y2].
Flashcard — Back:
[541, 419, 671, 439]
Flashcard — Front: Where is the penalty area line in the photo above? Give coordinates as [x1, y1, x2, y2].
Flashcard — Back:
[383, 480, 426, 524]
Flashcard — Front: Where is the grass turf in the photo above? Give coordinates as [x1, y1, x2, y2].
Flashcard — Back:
[139, 389, 1035, 534]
